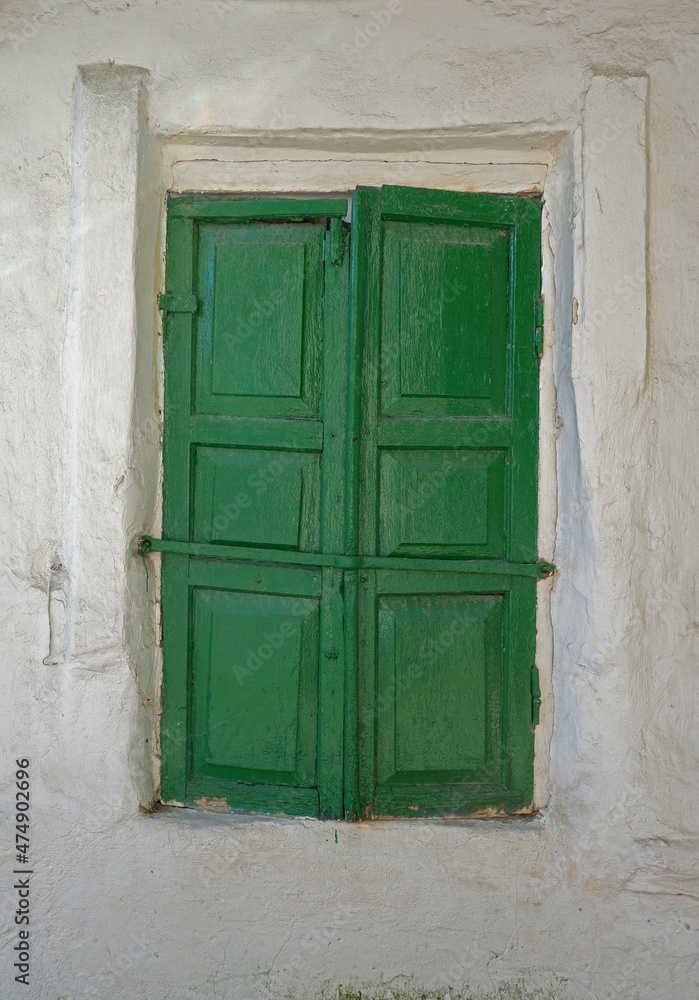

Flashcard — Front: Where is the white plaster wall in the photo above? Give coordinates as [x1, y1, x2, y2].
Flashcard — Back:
[1, 2, 698, 998]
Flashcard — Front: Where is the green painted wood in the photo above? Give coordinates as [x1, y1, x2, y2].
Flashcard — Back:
[381, 221, 508, 417]
[376, 593, 504, 785]
[342, 569, 360, 820]
[187, 556, 322, 596]
[195, 222, 325, 418]
[377, 417, 514, 449]
[188, 414, 323, 451]
[190, 586, 320, 786]
[364, 571, 536, 816]
[354, 186, 542, 817]
[322, 218, 351, 559]
[160, 212, 197, 806]
[318, 567, 344, 818]
[160, 187, 543, 820]
[380, 184, 540, 227]
[356, 189, 382, 562]
[378, 449, 507, 558]
[159, 197, 349, 817]
[357, 569, 377, 815]
[185, 778, 319, 816]
[168, 196, 348, 221]
[175, 558, 324, 816]
[192, 446, 321, 550]
[509, 206, 542, 563]
[159, 553, 189, 805]
[317, 220, 352, 818]
[162, 216, 197, 543]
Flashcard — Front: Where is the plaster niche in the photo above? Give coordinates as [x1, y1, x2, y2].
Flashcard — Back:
[65, 66, 647, 824]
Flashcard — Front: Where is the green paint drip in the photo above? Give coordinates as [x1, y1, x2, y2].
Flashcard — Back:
[334, 829, 338, 844]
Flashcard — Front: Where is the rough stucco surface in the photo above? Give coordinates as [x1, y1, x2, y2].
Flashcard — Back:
[1, 1, 699, 998]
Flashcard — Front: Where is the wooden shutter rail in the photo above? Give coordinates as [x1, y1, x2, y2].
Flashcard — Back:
[139, 535, 554, 578]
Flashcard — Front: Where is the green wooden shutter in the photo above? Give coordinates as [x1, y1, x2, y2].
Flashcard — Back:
[350, 186, 542, 817]
[160, 198, 349, 818]
[158, 188, 543, 820]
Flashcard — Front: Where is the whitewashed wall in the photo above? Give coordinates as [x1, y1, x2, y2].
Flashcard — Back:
[1, 2, 698, 998]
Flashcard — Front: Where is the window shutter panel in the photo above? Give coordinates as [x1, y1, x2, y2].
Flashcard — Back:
[354, 186, 542, 816]
[160, 199, 348, 818]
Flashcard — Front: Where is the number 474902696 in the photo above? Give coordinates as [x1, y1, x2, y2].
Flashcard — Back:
[15, 760, 29, 866]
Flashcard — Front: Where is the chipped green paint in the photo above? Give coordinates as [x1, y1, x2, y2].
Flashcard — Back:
[159, 189, 543, 819]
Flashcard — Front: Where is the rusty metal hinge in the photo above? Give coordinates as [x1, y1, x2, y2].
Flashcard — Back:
[535, 296, 544, 358]
[158, 293, 198, 314]
[531, 665, 541, 727]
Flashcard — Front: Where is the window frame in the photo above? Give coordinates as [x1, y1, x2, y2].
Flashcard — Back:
[155, 187, 547, 820]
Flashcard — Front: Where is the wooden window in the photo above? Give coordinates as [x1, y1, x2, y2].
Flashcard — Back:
[156, 187, 544, 819]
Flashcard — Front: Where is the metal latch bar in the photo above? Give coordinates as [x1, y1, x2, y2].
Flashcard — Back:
[139, 536, 555, 579]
